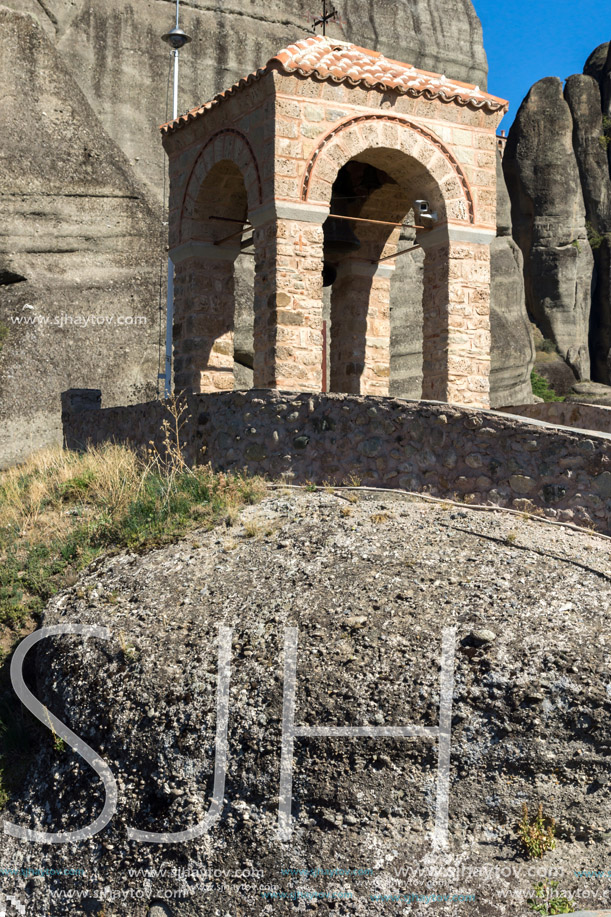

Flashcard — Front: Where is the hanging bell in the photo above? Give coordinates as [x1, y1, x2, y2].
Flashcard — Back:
[323, 216, 361, 263]
[322, 263, 338, 287]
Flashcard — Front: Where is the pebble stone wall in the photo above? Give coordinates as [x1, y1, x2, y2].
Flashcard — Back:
[62, 389, 611, 535]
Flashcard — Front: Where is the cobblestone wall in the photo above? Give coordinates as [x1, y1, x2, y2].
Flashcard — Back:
[62, 389, 611, 535]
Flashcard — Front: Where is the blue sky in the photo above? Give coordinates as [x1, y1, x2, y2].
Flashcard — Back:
[475, 0, 608, 129]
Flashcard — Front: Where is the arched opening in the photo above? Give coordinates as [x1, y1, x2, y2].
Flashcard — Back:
[321, 147, 445, 397]
[173, 159, 255, 393]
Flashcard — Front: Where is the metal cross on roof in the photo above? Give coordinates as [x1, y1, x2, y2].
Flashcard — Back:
[312, 0, 339, 35]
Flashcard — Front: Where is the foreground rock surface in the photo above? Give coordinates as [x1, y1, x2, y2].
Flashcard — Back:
[2, 491, 611, 915]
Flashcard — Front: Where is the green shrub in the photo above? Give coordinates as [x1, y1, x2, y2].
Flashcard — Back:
[517, 803, 556, 858]
[599, 115, 611, 150]
[528, 879, 574, 914]
[586, 219, 611, 251]
[531, 371, 564, 402]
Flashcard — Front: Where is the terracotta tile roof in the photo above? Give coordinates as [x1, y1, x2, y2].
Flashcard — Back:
[161, 35, 508, 134]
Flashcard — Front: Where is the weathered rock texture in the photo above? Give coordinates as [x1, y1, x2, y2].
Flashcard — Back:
[505, 44, 611, 390]
[501, 399, 611, 435]
[565, 73, 611, 385]
[4, 0, 489, 204]
[62, 388, 611, 534]
[0, 6, 160, 468]
[503, 77, 594, 382]
[489, 149, 534, 407]
[2, 492, 611, 915]
[389, 227, 426, 399]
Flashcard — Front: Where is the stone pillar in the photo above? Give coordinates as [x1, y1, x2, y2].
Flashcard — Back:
[329, 262, 393, 396]
[420, 229, 493, 409]
[251, 203, 327, 391]
[170, 242, 239, 394]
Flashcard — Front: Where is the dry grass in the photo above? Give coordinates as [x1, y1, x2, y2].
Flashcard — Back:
[370, 512, 393, 524]
[0, 439, 265, 809]
[0, 442, 265, 630]
[0, 442, 142, 537]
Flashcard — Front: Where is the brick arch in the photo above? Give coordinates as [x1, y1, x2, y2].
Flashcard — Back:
[300, 114, 474, 224]
[179, 129, 262, 242]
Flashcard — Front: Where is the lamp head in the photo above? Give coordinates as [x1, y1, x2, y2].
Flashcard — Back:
[162, 27, 191, 50]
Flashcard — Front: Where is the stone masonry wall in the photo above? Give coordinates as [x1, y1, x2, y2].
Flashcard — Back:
[62, 390, 611, 535]
[501, 401, 611, 435]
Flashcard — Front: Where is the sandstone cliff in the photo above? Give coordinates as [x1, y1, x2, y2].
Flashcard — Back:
[8, 0, 489, 204]
[0, 6, 160, 468]
[490, 148, 535, 407]
[504, 43, 611, 391]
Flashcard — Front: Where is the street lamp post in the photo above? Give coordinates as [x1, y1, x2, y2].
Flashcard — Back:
[161, 0, 191, 398]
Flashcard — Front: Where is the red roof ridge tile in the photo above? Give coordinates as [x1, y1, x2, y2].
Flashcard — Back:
[160, 34, 508, 135]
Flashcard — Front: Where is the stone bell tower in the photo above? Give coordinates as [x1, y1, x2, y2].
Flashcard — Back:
[161, 35, 507, 408]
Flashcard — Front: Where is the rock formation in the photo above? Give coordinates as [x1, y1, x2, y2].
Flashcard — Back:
[504, 43, 611, 394]
[584, 41, 611, 122]
[389, 229, 426, 400]
[503, 77, 594, 382]
[0, 6, 160, 468]
[2, 491, 611, 915]
[565, 72, 611, 385]
[3, 0, 489, 204]
[489, 149, 535, 406]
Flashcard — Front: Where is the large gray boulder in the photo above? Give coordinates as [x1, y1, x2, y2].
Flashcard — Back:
[565, 75, 611, 230]
[489, 149, 534, 407]
[0, 7, 160, 468]
[583, 41, 610, 84]
[600, 42, 611, 118]
[389, 227, 426, 400]
[3, 492, 611, 915]
[503, 77, 594, 381]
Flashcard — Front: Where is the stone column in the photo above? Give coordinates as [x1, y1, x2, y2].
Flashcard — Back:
[330, 261, 394, 396]
[250, 202, 327, 391]
[170, 242, 239, 393]
[420, 228, 494, 409]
